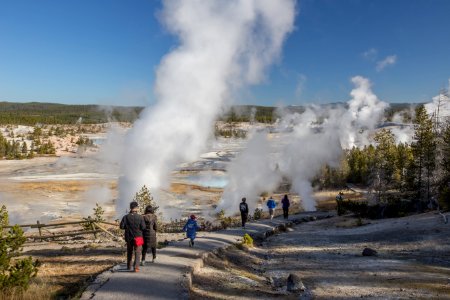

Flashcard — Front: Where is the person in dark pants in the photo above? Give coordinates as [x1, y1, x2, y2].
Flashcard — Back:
[141, 205, 158, 265]
[239, 197, 249, 228]
[281, 194, 290, 219]
[120, 201, 145, 272]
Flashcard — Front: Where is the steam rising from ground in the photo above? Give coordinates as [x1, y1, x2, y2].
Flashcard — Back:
[218, 76, 389, 213]
[118, 0, 296, 216]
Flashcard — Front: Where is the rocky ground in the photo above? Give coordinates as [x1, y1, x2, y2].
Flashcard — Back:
[191, 211, 450, 299]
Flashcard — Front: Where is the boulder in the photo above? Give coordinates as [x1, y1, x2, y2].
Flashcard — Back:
[362, 247, 378, 256]
[287, 273, 305, 292]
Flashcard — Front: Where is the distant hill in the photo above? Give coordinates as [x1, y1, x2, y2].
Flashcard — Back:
[0, 101, 420, 125]
[0, 102, 143, 125]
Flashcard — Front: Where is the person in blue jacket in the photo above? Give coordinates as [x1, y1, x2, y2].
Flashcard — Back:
[183, 214, 201, 247]
[266, 196, 277, 220]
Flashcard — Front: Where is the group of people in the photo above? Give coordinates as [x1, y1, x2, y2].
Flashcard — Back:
[121, 194, 291, 272]
[239, 194, 291, 228]
[120, 201, 201, 272]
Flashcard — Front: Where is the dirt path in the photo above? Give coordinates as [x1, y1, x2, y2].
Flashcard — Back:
[192, 212, 450, 299]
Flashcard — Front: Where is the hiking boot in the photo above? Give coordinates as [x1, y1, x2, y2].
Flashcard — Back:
[152, 257, 156, 263]
[140, 260, 145, 266]
[134, 267, 140, 273]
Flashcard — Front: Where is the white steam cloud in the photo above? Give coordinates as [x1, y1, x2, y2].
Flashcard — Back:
[218, 76, 389, 214]
[117, 0, 296, 215]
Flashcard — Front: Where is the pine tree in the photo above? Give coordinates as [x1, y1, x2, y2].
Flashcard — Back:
[0, 206, 39, 292]
[133, 185, 159, 214]
[411, 105, 436, 204]
[395, 142, 413, 191]
[21, 142, 28, 155]
[372, 129, 397, 201]
[438, 122, 450, 209]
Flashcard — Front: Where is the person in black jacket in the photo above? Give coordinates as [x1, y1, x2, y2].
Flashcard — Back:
[141, 205, 157, 265]
[120, 201, 146, 272]
[281, 194, 290, 219]
[239, 197, 249, 228]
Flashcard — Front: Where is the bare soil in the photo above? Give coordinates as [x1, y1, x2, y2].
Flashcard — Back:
[191, 211, 450, 299]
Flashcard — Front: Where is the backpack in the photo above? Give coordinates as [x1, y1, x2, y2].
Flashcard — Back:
[240, 203, 247, 212]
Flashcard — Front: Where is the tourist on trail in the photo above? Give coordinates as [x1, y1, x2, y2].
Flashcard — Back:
[239, 197, 249, 228]
[120, 201, 146, 272]
[281, 194, 290, 219]
[183, 214, 200, 247]
[266, 196, 277, 220]
[141, 205, 158, 266]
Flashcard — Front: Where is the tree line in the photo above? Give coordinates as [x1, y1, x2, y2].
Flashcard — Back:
[0, 102, 143, 125]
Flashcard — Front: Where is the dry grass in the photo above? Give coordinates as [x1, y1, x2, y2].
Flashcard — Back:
[18, 180, 114, 193]
[315, 189, 365, 211]
[170, 182, 223, 194]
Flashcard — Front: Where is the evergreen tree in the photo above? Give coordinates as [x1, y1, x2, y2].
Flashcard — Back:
[0, 206, 39, 292]
[438, 122, 450, 209]
[373, 129, 397, 201]
[395, 142, 413, 191]
[132, 185, 159, 214]
[21, 142, 27, 155]
[411, 105, 436, 204]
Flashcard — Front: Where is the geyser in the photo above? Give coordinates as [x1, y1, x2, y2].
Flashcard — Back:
[117, 0, 296, 216]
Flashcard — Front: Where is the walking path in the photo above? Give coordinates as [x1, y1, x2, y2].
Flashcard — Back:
[81, 211, 333, 300]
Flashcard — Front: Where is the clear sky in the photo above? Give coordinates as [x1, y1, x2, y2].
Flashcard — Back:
[0, 0, 449, 106]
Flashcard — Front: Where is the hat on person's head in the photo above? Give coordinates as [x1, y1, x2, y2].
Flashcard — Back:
[130, 201, 139, 209]
[190, 214, 196, 220]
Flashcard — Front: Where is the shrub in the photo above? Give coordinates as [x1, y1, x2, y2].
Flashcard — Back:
[82, 203, 105, 230]
[242, 233, 253, 247]
[0, 207, 39, 293]
[253, 208, 263, 220]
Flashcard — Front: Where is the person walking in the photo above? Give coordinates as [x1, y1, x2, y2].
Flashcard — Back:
[183, 214, 200, 247]
[141, 205, 158, 266]
[281, 194, 290, 219]
[239, 197, 249, 228]
[120, 201, 145, 272]
[266, 196, 277, 220]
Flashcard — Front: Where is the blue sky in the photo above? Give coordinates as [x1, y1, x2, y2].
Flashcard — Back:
[0, 0, 449, 106]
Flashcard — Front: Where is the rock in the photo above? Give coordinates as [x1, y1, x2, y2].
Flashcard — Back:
[286, 273, 305, 292]
[362, 247, 378, 256]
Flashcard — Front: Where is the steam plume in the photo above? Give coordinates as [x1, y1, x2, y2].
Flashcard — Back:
[117, 0, 296, 215]
[218, 76, 389, 213]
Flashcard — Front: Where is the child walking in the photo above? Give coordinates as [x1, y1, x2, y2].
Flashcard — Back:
[183, 214, 200, 247]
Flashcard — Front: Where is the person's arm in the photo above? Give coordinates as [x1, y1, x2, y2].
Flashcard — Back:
[119, 216, 126, 230]
[183, 221, 188, 232]
[153, 216, 158, 231]
[245, 203, 249, 213]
